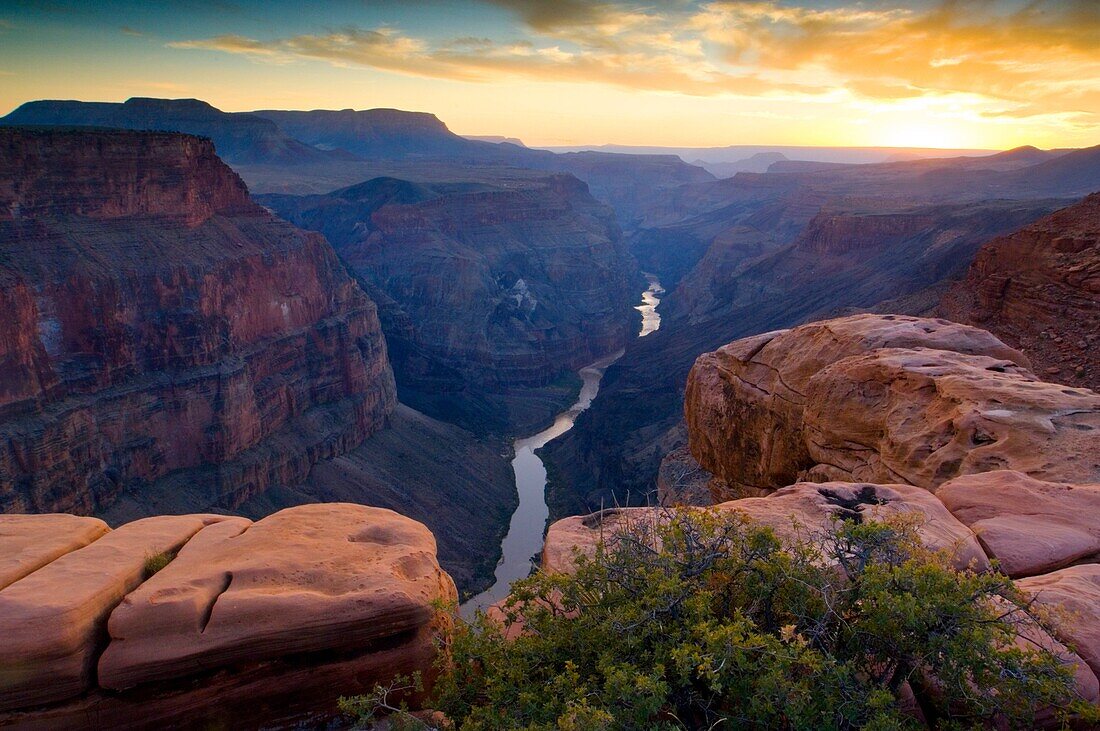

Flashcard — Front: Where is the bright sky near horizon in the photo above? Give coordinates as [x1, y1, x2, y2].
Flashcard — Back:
[1, 0, 1098, 149]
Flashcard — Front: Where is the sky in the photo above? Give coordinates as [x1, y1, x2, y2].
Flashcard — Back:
[1, 0, 1098, 149]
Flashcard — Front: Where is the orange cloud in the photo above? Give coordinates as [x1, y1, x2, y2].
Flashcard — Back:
[168, 1, 1100, 129]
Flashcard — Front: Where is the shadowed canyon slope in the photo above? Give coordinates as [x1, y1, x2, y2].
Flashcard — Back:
[0, 128, 396, 515]
[262, 173, 639, 432]
[940, 192, 1100, 391]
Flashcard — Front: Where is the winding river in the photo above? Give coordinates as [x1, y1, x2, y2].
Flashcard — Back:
[462, 273, 664, 616]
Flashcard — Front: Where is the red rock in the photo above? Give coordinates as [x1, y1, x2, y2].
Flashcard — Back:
[685, 314, 1029, 495]
[940, 192, 1100, 391]
[544, 481, 989, 574]
[0, 514, 232, 710]
[937, 471, 1100, 577]
[802, 349, 1100, 488]
[0, 514, 109, 590]
[1017, 564, 1100, 680]
[0, 128, 396, 515]
[98, 504, 456, 691]
[719, 482, 990, 571]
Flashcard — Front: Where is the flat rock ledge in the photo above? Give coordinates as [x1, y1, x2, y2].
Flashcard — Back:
[0, 504, 456, 730]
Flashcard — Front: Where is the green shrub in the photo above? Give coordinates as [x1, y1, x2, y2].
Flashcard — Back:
[143, 550, 174, 577]
[353, 509, 1100, 730]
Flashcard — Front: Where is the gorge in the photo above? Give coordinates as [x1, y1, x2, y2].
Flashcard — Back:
[0, 94, 1098, 728]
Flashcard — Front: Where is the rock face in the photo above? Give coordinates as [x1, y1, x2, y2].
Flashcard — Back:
[0, 505, 454, 729]
[940, 192, 1100, 391]
[1018, 565, 1100, 681]
[938, 471, 1100, 578]
[0, 128, 396, 516]
[263, 174, 637, 431]
[544, 480, 989, 575]
[683, 314, 1049, 497]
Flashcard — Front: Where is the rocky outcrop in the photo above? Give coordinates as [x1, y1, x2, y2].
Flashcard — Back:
[0, 504, 454, 729]
[0, 128, 396, 516]
[0, 514, 109, 590]
[1018, 565, 1100, 681]
[263, 173, 636, 432]
[938, 472, 1100, 578]
[683, 314, 1047, 497]
[0, 514, 234, 711]
[940, 192, 1100, 391]
[544, 480, 989, 575]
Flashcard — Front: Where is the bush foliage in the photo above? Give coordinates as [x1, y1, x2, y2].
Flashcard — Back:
[356, 509, 1098, 730]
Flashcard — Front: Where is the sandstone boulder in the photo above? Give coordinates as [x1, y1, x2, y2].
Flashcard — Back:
[802, 349, 1100, 489]
[1018, 564, 1100, 680]
[0, 514, 232, 710]
[937, 471, 1100, 577]
[98, 503, 457, 690]
[685, 314, 1029, 494]
[0, 514, 109, 590]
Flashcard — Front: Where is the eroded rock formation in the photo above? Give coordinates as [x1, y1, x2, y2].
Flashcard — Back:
[263, 173, 637, 431]
[940, 192, 1100, 391]
[0, 504, 454, 729]
[0, 128, 396, 515]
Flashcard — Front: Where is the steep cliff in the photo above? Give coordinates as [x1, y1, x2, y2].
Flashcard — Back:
[263, 173, 638, 432]
[940, 193, 1100, 391]
[0, 128, 396, 515]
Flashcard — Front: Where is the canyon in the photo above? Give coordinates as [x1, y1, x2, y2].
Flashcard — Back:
[1, 97, 1098, 726]
[261, 172, 639, 433]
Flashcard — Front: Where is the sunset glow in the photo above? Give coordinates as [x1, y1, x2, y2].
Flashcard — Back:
[1, 0, 1098, 148]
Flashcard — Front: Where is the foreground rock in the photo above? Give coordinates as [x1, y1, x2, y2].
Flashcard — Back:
[0, 504, 454, 729]
[0, 515, 232, 711]
[1018, 565, 1100, 680]
[684, 314, 1045, 496]
[0, 128, 396, 516]
[938, 471, 1100, 578]
[940, 193, 1100, 391]
[0, 514, 108, 590]
[544, 480, 988, 574]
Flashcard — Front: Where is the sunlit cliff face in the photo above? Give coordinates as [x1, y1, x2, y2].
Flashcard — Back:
[1, 0, 1097, 148]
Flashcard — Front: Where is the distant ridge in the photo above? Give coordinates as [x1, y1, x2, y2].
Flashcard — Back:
[0, 97, 341, 165]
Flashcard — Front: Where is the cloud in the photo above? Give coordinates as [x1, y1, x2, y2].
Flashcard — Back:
[167, 0, 1100, 126]
[120, 25, 145, 37]
[695, 0, 1100, 123]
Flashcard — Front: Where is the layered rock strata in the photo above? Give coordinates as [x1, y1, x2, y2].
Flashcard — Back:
[262, 174, 636, 431]
[0, 504, 454, 729]
[0, 128, 396, 515]
[940, 193, 1100, 391]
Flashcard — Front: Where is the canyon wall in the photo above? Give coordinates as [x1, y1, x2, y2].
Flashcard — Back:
[264, 173, 638, 433]
[940, 193, 1100, 391]
[0, 128, 396, 515]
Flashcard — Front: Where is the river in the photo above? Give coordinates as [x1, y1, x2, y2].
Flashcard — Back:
[461, 273, 664, 617]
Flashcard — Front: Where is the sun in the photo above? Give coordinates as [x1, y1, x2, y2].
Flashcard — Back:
[874, 120, 977, 150]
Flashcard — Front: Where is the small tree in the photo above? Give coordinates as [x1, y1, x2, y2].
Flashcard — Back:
[343, 509, 1098, 729]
